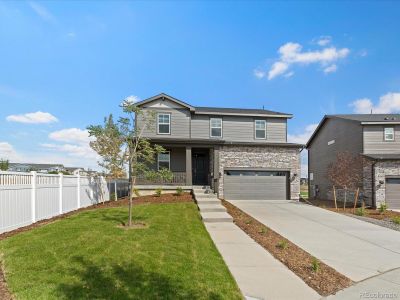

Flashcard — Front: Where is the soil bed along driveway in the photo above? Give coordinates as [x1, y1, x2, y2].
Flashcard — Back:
[227, 200, 400, 282]
[222, 200, 352, 296]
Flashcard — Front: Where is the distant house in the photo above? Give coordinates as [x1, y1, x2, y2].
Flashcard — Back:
[8, 163, 65, 173]
[8, 163, 85, 175]
[306, 114, 400, 209]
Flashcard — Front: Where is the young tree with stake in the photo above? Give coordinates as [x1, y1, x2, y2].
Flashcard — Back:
[327, 151, 363, 210]
[88, 99, 172, 227]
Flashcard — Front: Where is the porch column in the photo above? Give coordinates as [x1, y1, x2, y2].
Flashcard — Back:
[185, 146, 192, 186]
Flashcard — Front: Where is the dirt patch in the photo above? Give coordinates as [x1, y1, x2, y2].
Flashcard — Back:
[0, 261, 13, 300]
[116, 222, 148, 230]
[304, 198, 400, 220]
[222, 200, 353, 296]
[0, 193, 193, 242]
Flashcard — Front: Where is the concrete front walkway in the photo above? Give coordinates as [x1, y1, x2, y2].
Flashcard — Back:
[205, 222, 320, 300]
[228, 200, 400, 283]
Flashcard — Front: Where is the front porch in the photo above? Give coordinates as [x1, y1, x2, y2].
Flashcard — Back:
[136, 145, 219, 191]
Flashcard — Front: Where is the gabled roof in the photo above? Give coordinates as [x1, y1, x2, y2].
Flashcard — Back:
[136, 93, 292, 118]
[135, 93, 195, 111]
[306, 113, 400, 148]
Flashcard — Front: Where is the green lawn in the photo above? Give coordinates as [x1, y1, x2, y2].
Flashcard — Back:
[0, 203, 242, 300]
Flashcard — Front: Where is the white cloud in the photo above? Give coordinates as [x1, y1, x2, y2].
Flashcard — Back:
[28, 1, 55, 22]
[316, 36, 332, 46]
[49, 128, 94, 145]
[350, 92, 400, 114]
[253, 69, 266, 79]
[268, 61, 289, 80]
[43, 128, 99, 167]
[124, 95, 140, 104]
[66, 32, 76, 38]
[257, 40, 350, 80]
[6, 111, 58, 124]
[288, 124, 318, 144]
[0, 142, 20, 161]
[323, 64, 337, 74]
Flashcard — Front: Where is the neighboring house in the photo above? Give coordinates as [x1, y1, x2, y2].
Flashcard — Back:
[135, 93, 302, 200]
[306, 114, 400, 209]
[8, 163, 65, 173]
[7, 163, 85, 175]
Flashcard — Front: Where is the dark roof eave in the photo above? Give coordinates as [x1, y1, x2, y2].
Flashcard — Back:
[362, 154, 400, 160]
[147, 138, 303, 148]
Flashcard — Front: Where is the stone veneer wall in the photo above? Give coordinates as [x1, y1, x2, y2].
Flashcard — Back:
[374, 160, 400, 208]
[362, 159, 400, 208]
[217, 145, 301, 200]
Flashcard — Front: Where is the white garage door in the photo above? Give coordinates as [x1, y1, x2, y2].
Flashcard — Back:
[386, 177, 400, 209]
[223, 170, 289, 200]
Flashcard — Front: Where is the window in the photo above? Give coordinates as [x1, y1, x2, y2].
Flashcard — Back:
[384, 127, 394, 141]
[210, 118, 222, 137]
[157, 113, 170, 134]
[158, 152, 170, 170]
[255, 120, 266, 139]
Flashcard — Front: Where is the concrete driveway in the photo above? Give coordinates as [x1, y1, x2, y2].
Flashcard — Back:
[228, 200, 400, 283]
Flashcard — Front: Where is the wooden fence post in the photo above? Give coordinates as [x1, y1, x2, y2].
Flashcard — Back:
[31, 171, 37, 223]
[59, 173, 63, 214]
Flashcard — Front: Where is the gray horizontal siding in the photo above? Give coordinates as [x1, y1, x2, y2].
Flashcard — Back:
[363, 125, 400, 154]
[308, 118, 363, 199]
[190, 115, 287, 143]
[138, 108, 190, 139]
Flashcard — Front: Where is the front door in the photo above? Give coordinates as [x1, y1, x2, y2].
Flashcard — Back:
[192, 151, 209, 185]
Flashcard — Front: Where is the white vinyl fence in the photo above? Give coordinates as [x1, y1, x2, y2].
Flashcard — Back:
[0, 171, 129, 234]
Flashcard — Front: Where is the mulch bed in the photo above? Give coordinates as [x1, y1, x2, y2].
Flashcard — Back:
[222, 200, 353, 296]
[304, 198, 400, 220]
[0, 192, 193, 300]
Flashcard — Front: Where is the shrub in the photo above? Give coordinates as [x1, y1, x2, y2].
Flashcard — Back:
[392, 216, 400, 225]
[277, 240, 288, 250]
[311, 257, 320, 273]
[245, 219, 252, 225]
[110, 193, 116, 200]
[379, 202, 388, 214]
[355, 201, 366, 216]
[355, 207, 365, 216]
[176, 186, 183, 196]
[155, 188, 162, 197]
[258, 227, 268, 235]
[133, 188, 140, 197]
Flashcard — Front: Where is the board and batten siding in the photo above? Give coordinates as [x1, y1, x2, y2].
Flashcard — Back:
[308, 118, 363, 199]
[363, 125, 400, 154]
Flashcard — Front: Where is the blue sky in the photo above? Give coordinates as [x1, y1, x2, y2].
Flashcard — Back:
[1, 1, 400, 173]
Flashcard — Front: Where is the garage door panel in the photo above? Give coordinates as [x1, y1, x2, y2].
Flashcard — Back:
[224, 172, 288, 200]
[386, 178, 400, 209]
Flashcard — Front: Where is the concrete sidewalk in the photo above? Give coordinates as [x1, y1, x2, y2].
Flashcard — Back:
[205, 222, 320, 300]
[326, 268, 400, 300]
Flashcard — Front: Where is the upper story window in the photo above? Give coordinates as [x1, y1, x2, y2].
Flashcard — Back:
[255, 120, 267, 139]
[158, 151, 170, 170]
[210, 118, 222, 138]
[384, 127, 395, 141]
[157, 113, 171, 135]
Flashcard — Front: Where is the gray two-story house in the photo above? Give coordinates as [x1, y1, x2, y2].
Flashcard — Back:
[307, 114, 400, 209]
[135, 93, 302, 200]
